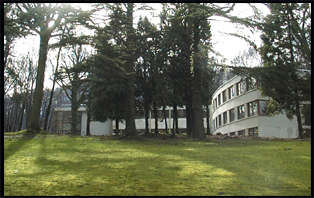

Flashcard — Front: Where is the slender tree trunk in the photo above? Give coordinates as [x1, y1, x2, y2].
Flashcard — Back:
[71, 86, 78, 135]
[27, 34, 50, 132]
[186, 82, 193, 137]
[115, 118, 119, 135]
[18, 102, 25, 131]
[171, 105, 177, 138]
[86, 108, 91, 136]
[163, 103, 168, 133]
[206, 104, 210, 135]
[153, 101, 158, 134]
[192, 21, 205, 139]
[116, 119, 119, 130]
[124, 3, 137, 137]
[173, 104, 179, 134]
[44, 46, 62, 131]
[144, 99, 149, 134]
[295, 97, 304, 138]
[287, 12, 304, 139]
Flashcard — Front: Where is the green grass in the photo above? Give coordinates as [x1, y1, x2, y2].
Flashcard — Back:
[4, 135, 311, 196]
[4, 130, 28, 136]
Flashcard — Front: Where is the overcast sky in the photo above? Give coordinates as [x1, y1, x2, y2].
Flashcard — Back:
[11, 3, 270, 89]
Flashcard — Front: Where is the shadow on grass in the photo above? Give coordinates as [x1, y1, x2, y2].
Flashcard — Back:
[4, 137, 311, 196]
[5, 137, 224, 196]
[4, 133, 37, 161]
[121, 139, 311, 196]
[5, 138, 186, 195]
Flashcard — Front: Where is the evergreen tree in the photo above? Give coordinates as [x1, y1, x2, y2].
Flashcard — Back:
[134, 16, 159, 134]
[159, 3, 216, 138]
[259, 3, 311, 138]
[232, 3, 310, 139]
[88, 4, 129, 133]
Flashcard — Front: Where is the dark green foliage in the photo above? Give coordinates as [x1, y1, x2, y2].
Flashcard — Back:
[259, 3, 311, 138]
[89, 4, 130, 125]
[159, 3, 217, 138]
[232, 3, 311, 138]
[89, 54, 127, 123]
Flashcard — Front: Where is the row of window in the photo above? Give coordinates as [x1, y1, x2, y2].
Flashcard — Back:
[213, 100, 267, 130]
[213, 77, 258, 110]
[227, 127, 259, 137]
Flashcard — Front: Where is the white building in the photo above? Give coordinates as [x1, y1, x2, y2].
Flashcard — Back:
[211, 75, 308, 138]
[113, 106, 210, 134]
[54, 106, 113, 136]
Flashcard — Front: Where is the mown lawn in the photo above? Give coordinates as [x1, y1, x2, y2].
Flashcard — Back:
[4, 135, 311, 196]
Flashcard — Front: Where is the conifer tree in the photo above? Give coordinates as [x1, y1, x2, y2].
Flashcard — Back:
[258, 3, 311, 138]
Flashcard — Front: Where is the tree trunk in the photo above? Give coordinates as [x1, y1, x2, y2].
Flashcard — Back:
[124, 3, 137, 137]
[171, 105, 177, 138]
[206, 104, 210, 135]
[71, 86, 78, 135]
[86, 108, 91, 136]
[173, 104, 179, 134]
[163, 103, 168, 133]
[116, 119, 120, 130]
[295, 99, 304, 139]
[44, 46, 62, 131]
[144, 98, 149, 134]
[192, 21, 205, 139]
[27, 34, 50, 132]
[18, 102, 25, 131]
[153, 101, 158, 134]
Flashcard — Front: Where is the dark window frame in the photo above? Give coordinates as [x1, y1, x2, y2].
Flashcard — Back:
[238, 105, 245, 119]
[249, 127, 258, 136]
[229, 108, 235, 122]
[223, 111, 227, 125]
[248, 101, 258, 117]
[258, 100, 268, 115]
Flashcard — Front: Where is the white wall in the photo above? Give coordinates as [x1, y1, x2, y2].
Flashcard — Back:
[113, 118, 209, 131]
[81, 111, 112, 136]
[211, 75, 299, 138]
[258, 115, 298, 138]
[90, 121, 112, 136]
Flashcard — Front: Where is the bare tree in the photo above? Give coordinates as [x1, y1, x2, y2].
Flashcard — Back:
[56, 44, 90, 135]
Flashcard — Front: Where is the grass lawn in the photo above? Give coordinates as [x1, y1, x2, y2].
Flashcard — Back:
[4, 134, 311, 196]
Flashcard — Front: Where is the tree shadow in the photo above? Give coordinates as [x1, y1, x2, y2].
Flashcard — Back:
[4, 133, 37, 161]
[4, 137, 310, 196]
[121, 139, 311, 196]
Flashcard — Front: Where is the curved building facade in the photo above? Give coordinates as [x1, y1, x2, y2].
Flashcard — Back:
[212, 76, 299, 138]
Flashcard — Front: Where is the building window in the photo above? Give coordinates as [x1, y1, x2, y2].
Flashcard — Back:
[237, 81, 244, 96]
[246, 77, 257, 91]
[228, 86, 235, 100]
[218, 114, 222, 126]
[249, 127, 258, 136]
[229, 109, 235, 122]
[259, 100, 268, 115]
[230, 132, 235, 136]
[248, 101, 258, 117]
[238, 105, 245, 119]
[215, 117, 218, 129]
[213, 120, 215, 130]
[218, 94, 221, 106]
[238, 130, 245, 136]
[223, 111, 227, 125]
[213, 99, 216, 109]
[222, 90, 227, 103]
